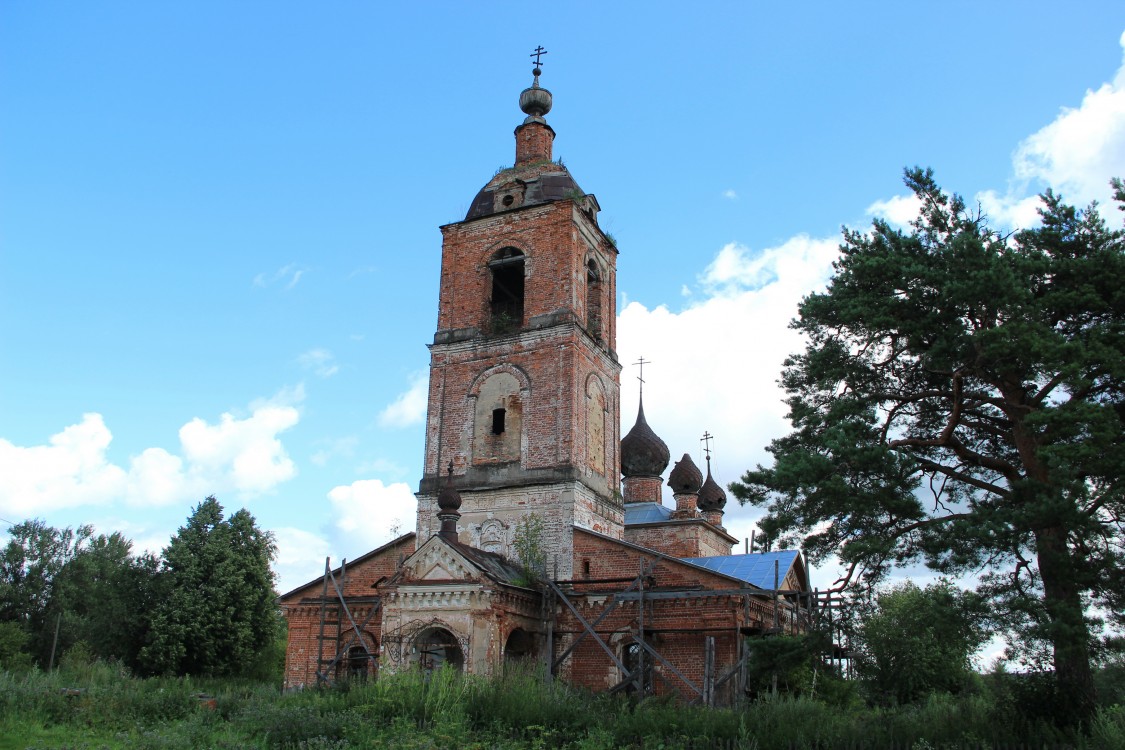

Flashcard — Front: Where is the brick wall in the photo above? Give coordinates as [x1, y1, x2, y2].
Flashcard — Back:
[280, 535, 415, 690]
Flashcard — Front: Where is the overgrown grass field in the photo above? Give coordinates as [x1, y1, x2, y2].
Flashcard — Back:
[1, 663, 1123, 750]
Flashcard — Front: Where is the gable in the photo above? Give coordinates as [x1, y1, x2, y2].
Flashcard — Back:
[279, 533, 416, 603]
[403, 536, 482, 583]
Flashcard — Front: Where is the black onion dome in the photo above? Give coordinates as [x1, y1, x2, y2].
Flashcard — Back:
[621, 397, 670, 478]
[698, 467, 727, 512]
[668, 453, 703, 494]
[438, 484, 462, 513]
[437, 463, 462, 512]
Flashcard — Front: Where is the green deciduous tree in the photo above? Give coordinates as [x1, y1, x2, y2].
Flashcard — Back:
[731, 169, 1125, 723]
[0, 520, 160, 670]
[141, 497, 279, 677]
[47, 532, 160, 671]
[854, 580, 985, 705]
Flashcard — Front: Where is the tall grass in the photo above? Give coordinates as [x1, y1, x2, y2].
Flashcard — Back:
[1, 661, 1123, 749]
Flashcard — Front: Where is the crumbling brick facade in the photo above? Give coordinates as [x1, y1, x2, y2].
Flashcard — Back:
[280, 67, 810, 702]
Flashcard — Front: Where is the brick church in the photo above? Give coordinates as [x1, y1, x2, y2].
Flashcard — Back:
[280, 57, 811, 703]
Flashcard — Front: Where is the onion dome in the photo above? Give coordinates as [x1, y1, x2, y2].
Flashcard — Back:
[668, 453, 703, 494]
[438, 482, 462, 513]
[697, 462, 727, 512]
[437, 461, 462, 513]
[436, 462, 461, 542]
[519, 69, 553, 124]
[621, 397, 670, 478]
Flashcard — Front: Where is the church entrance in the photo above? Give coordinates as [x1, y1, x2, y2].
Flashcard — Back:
[503, 628, 537, 665]
[412, 627, 464, 673]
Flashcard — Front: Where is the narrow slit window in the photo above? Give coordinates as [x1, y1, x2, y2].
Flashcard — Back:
[492, 408, 506, 435]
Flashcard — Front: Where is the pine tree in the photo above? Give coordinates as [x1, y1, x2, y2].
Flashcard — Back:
[732, 169, 1125, 722]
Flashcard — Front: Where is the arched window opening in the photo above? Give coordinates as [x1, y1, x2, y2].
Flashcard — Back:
[346, 645, 373, 682]
[504, 628, 537, 666]
[473, 371, 522, 465]
[412, 627, 464, 674]
[489, 248, 525, 333]
[621, 636, 653, 695]
[586, 259, 602, 338]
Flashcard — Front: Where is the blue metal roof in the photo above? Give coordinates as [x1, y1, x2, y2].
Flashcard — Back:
[623, 502, 673, 524]
[679, 550, 800, 589]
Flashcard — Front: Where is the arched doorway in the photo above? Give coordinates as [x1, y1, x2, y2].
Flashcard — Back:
[503, 628, 537, 665]
[412, 627, 464, 673]
[621, 636, 653, 695]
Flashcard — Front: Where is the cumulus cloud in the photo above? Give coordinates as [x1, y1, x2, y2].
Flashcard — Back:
[617, 235, 841, 540]
[297, 348, 339, 378]
[877, 31, 1125, 231]
[253, 263, 308, 290]
[979, 39, 1125, 228]
[866, 193, 923, 227]
[272, 526, 334, 595]
[327, 479, 416, 550]
[722, 189, 738, 200]
[0, 392, 303, 518]
[180, 403, 300, 494]
[378, 372, 428, 428]
[1010, 32, 1125, 205]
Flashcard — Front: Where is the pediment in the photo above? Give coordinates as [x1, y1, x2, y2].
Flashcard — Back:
[403, 537, 482, 583]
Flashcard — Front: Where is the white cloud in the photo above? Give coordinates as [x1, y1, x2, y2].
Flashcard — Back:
[0, 414, 128, 515]
[297, 348, 339, 378]
[1011, 32, 1125, 206]
[870, 32, 1125, 233]
[722, 189, 738, 200]
[273, 526, 333, 595]
[253, 263, 308, 290]
[866, 194, 922, 226]
[618, 234, 840, 548]
[0, 391, 303, 518]
[180, 403, 300, 494]
[327, 478, 416, 550]
[377, 372, 428, 428]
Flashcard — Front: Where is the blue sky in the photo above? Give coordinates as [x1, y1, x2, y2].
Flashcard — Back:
[2, 3, 1124, 597]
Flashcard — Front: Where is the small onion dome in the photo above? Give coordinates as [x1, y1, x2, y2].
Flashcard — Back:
[621, 397, 670, 478]
[698, 466, 727, 512]
[668, 453, 703, 494]
[437, 463, 462, 513]
[519, 71, 553, 123]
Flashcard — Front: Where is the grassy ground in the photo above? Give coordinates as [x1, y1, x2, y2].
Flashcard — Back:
[1, 664, 1122, 749]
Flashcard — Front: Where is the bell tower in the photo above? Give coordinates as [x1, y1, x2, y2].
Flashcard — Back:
[416, 53, 622, 577]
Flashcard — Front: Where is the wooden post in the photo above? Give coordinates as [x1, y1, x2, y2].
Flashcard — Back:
[544, 586, 554, 684]
[48, 612, 61, 671]
[315, 557, 330, 685]
[703, 636, 715, 706]
[637, 559, 645, 695]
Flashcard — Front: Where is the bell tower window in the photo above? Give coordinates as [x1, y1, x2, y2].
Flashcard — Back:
[489, 248, 525, 333]
[586, 259, 602, 337]
[492, 408, 506, 434]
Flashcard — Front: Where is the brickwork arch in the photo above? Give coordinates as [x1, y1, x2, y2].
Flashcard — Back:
[585, 374, 608, 476]
[468, 364, 531, 466]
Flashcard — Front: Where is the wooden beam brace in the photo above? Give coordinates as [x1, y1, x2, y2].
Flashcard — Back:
[547, 580, 629, 673]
